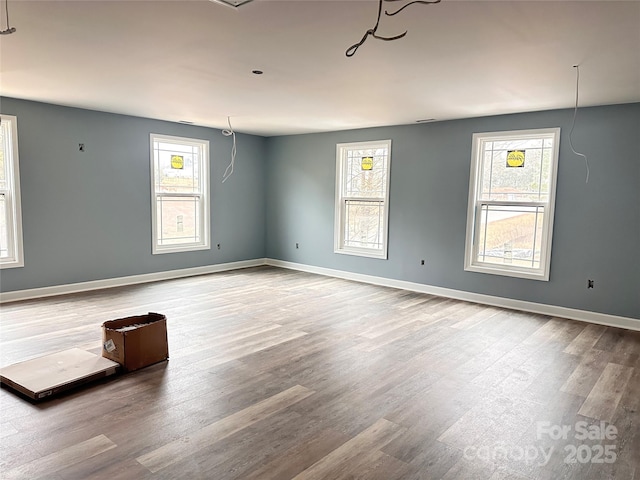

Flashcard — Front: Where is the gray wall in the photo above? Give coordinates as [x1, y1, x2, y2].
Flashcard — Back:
[2, 97, 638, 319]
[265, 103, 640, 319]
[0, 98, 266, 291]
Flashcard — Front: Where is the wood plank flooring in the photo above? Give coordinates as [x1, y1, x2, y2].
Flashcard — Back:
[0, 266, 638, 479]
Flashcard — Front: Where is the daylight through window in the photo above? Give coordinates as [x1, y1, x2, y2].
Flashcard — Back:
[150, 134, 210, 254]
[335, 140, 391, 259]
[465, 128, 560, 280]
[0, 114, 24, 269]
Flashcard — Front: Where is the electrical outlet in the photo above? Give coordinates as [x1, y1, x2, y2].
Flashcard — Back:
[296, 243, 299, 249]
[420, 259, 425, 265]
[217, 243, 221, 250]
[587, 279, 594, 289]
[79, 143, 85, 152]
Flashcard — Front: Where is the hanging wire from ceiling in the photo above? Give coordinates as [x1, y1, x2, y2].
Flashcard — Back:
[569, 65, 590, 184]
[384, 0, 441, 17]
[346, 0, 441, 57]
[0, 0, 17, 35]
[221, 116, 237, 183]
[346, 0, 406, 57]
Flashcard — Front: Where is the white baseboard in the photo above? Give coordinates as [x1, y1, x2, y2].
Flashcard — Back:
[3, 257, 638, 332]
[266, 259, 640, 332]
[0, 259, 268, 304]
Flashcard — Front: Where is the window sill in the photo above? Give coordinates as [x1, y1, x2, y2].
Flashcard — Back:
[464, 263, 549, 281]
[153, 244, 210, 255]
[334, 247, 387, 260]
[0, 259, 24, 269]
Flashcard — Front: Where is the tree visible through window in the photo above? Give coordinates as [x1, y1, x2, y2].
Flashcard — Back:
[0, 114, 24, 269]
[150, 134, 210, 254]
[335, 140, 391, 259]
[465, 128, 560, 280]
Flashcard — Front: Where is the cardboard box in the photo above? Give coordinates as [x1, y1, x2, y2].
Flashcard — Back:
[0, 348, 120, 400]
[102, 312, 169, 371]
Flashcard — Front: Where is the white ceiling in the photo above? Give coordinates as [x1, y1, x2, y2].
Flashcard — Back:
[1, 0, 639, 136]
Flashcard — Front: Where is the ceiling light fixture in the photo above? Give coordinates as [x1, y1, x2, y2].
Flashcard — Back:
[208, 0, 254, 9]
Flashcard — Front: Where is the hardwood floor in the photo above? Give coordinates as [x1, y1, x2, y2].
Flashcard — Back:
[0, 266, 638, 479]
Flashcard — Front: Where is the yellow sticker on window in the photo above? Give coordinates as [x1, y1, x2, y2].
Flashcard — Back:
[506, 150, 525, 167]
[361, 157, 373, 170]
[171, 155, 184, 169]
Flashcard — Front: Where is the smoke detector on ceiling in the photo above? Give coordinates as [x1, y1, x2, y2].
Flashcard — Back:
[209, 0, 254, 8]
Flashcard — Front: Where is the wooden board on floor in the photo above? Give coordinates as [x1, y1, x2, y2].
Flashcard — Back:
[0, 348, 120, 400]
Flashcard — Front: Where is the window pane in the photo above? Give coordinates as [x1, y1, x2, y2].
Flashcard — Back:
[153, 142, 201, 194]
[156, 196, 201, 246]
[335, 139, 391, 258]
[0, 121, 7, 191]
[477, 204, 545, 269]
[0, 194, 8, 258]
[344, 200, 384, 250]
[479, 137, 554, 202]
[151, 134, 209, 254]
[344, 147, 388, 198]
[0, 114, 23, 268]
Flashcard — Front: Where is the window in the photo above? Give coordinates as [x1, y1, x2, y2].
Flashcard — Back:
[465, 128, 560, 280]
[0, 114, 24, 269]
[335, 140, 391, 259]
[150, 134, 210, 254]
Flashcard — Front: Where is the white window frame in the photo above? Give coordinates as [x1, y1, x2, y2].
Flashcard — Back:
[334, 139, 392, 259]
[464, 128, 560, 281]
[0, 114, 24, 269]
[150, 133, 210, 254]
